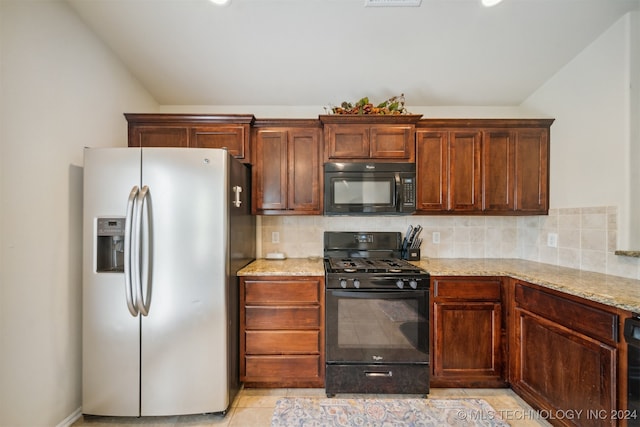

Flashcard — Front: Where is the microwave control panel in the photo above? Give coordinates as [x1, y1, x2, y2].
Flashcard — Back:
[402, 177, 416, 207]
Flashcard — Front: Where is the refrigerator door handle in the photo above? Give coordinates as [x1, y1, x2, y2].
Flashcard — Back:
[124, 186, 140, 317]
[232, 185, 243, 208]
[134, 185, 152, 316]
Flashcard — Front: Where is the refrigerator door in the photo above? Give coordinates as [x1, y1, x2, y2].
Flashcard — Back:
[139, 148, 230, 415]
[82, 148, 142, 416]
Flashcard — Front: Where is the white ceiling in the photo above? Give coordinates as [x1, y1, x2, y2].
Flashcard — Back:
[66, 0, 640, 108]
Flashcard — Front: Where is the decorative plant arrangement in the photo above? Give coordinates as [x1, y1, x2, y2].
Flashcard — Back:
[325, 93, 410, 115]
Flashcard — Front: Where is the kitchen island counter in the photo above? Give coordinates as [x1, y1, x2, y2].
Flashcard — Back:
[414, 258, 640, 313]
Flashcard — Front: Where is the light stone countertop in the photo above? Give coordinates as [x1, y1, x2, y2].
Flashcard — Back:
[414, 258, 640, 313]
[238, 257, 325, 276]
[238, 257, 640, 313]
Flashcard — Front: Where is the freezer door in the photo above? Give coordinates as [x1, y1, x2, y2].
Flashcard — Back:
[82, 147, 141, 416]
[139, 148, 230, 415]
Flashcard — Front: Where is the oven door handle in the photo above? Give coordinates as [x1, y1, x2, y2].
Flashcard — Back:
[329, 290, 424, 299]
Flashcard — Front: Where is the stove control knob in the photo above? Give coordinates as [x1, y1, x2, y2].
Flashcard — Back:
[409, 280, 418, 289]
[340, 279, 347, 288]
[396, 280, 405, 289]
[353, 279, 360, 289]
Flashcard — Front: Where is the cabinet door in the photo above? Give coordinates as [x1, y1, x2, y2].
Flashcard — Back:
[416, 131, 448, 212]
[190, 125, 249, 161]
[431, 277, 505, 387]
[483, 130, 515, 212]
[512, 308, 616, 427]
[325, 124, 369, 159]
[370, 125, 414, 160]
[433, 301, 503, 383]
[253, 129, 288, 212]
[449, 131, 482, 212]
[129, 126, 188, 148]
[514, 128, 549, 213]
[288, 129, 322, 213]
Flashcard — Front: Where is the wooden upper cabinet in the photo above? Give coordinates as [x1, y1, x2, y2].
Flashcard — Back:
[483, 130, 515, 212]
[129, 125, 189, 148]
[252, 120, 322, 215]
[483, 125, 550, 214]
[125, 114, 255, 163]
[416, 131, 447, 211]
[417, 119, 553, 215]
[320, 114, 422, 162]
[416, 129, 482, 213]
[514, 128, 549, 213]
[450, 131, 482, 212]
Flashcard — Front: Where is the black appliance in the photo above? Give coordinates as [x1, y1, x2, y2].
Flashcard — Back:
[324, 162, 416, 215]
[323, 231, 430, 397]
[624, 316, 640, 425]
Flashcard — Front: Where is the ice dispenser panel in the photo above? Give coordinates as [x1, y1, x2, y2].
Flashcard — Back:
[96, 217, 125, 273]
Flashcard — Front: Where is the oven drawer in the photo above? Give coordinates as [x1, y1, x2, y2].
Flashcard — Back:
[325, 363, 429, 395]
[245, 330, 320, 354]
[245, 355, 322, 379]
[245, 306, 321, 329]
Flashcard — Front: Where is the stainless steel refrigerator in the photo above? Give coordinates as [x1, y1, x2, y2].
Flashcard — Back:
[82, 147, 255, 417]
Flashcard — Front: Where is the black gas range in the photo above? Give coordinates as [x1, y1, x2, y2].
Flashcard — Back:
[323, 231, 430, 397]
[324, 231, 430, 289]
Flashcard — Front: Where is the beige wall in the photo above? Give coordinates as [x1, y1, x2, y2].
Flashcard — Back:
[0, 1, 156, 426]
[523, 11, 640, 250]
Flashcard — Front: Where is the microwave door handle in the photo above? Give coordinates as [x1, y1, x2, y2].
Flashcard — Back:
[395, 173, 402, 206]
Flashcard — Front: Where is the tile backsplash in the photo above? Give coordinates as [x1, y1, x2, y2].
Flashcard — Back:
[258, 206, 640, 280]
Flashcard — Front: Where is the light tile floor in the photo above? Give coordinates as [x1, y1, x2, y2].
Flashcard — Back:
[72, 387, 552, 426]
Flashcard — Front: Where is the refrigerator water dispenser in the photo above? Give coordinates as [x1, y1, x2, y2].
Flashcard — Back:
[96, 217, 125, 272]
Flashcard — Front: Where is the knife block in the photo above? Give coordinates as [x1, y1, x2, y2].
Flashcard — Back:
[403, 249, 421, 261]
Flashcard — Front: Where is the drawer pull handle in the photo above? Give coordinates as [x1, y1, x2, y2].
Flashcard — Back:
[365, 371, 392, 377]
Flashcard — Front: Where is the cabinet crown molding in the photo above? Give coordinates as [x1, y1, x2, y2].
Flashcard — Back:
[124, 113, 256, 125]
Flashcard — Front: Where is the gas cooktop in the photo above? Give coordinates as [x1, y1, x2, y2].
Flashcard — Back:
[325, 257, 424, 274]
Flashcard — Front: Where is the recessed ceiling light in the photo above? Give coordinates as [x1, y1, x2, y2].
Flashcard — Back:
[209, 0, 231, 5]
[481, 0, 504, 7]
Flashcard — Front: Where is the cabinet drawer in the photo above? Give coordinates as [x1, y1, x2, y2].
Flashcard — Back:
[244, 280, 321, 304]
[245, 355, 322, 379]
[433, 278, 501, 300]
[514, 282, 618, 344]
[245, 330, 320, 354]
[245, 306, 321, 329]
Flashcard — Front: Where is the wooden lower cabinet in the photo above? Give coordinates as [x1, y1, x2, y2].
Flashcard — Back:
[240, 276, 325, 387]
[431, 276, 506, 387]
[510, 281, 619, 427]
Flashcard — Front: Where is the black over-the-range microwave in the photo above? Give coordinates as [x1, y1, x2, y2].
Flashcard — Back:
[323, 162, 416, 215]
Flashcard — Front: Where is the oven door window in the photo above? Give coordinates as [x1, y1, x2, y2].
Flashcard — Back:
[326, 290, 428, 364]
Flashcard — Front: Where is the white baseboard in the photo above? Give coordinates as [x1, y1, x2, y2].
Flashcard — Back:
[56, 407, 82, 427]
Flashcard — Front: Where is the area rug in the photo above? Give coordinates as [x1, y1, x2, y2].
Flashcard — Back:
[271, 397, 510, 427]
